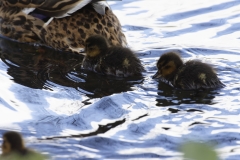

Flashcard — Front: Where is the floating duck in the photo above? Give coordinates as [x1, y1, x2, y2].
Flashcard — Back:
[82, 35, 144, 77]
[152, 52, 225, 89]
[1, 131, 46, 159]
[0, 0, 127, 53]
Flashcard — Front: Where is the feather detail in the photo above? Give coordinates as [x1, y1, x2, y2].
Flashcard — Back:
[1, 0, 45, 8]
[35, 0, 92, 18]
[92, 1, 110, 15]
[43, 17, 54, 27]
[22, 8, 35, 15]
[54, 0, 92, 18]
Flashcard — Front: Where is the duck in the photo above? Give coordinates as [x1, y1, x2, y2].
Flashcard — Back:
[152, 52, 225, 90]
[0, 0, 127, 53]
[1, 131, 45, 159]
[82, 35, 144, 77]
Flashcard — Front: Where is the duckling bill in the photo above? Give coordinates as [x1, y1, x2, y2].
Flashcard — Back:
[153, 52, 225, 90]
[82, 35, 144, 77]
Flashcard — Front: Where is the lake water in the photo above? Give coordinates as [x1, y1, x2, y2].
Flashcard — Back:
[0, 0, 240, 159]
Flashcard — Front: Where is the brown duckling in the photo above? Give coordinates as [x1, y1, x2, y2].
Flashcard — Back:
[82, 35, 144, 77]
[1, 131, 45, 159]
[152, 52, 225, 90]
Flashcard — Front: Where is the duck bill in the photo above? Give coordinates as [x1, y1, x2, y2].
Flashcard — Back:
[152, 71, 162, 79]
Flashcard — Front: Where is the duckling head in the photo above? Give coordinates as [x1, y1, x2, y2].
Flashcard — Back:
[153, 52, 183, 81]
[1, 131, 25, 155]
[85, 35, 110, 58]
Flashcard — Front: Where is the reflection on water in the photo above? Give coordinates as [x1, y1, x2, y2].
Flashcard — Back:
[156, 81, 218, 106]
[0, 36, 143, 98]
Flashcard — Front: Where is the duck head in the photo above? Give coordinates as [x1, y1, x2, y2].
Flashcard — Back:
[153, 52, 183, 81]
[1, 131, 25, 155]
[85, 35, 110, 58]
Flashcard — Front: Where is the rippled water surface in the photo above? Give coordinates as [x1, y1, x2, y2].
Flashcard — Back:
[0, 0, 240, 159]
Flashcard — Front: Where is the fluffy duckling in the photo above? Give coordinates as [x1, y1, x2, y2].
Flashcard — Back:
[152, 52, 225, 90]
[0, 0, 127, 53]
[1, 131, 45, 159]
[82, 35, 144, 77]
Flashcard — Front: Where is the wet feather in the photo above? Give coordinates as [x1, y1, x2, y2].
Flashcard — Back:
[82, 35, 144, 77]
[153, 52, 225, 90]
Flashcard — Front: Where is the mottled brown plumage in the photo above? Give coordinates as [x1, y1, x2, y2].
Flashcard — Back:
[82, 35, 144, 77]
[153, 52, 225, 90]
[0, 5, 44, 42]
[0, 0, 127, 53]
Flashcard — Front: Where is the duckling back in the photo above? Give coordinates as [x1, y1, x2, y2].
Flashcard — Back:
[173, 60, 225, 89]
[101, 47, 144, 77]
[82, 47, 144, 77]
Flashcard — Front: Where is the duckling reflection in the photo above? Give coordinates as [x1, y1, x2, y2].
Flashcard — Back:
[153, 52, 225, 90]
[82, 35, 144, 77]
[156, 81, 217, 106]
[1, 131, 45, 159]
[0, 36, 143, 98]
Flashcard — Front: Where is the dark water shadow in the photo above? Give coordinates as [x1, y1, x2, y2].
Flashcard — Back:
[0, 35, 82, 90]
[0, 36, 144, 98]
[155, 81, 219, 106]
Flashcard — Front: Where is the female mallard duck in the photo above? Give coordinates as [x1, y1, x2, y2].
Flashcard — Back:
[82, 35, 144, 77]
[0, 0, 127, 53]
[152, 52, 225, 90]
[1, 131, 45, 159]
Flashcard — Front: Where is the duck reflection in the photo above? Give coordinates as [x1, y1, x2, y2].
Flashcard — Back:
[0, 36, 143, 98]
[156, 81, 218, 106]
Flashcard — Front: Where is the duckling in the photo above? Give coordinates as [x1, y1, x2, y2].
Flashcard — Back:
[1, 131, 45, 159]
[82, 35, 144, 77]
[152, 52, 225, 90]
[0, 0, 127, 53]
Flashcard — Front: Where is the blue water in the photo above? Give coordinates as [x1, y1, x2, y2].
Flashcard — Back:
[0, 0, 240, 159]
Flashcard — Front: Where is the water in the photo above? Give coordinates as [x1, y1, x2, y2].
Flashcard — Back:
[0, 0, 240, 159]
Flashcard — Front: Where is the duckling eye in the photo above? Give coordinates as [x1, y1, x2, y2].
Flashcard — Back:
[164, 65, 171, 69]
[88, 46, 95, 50]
